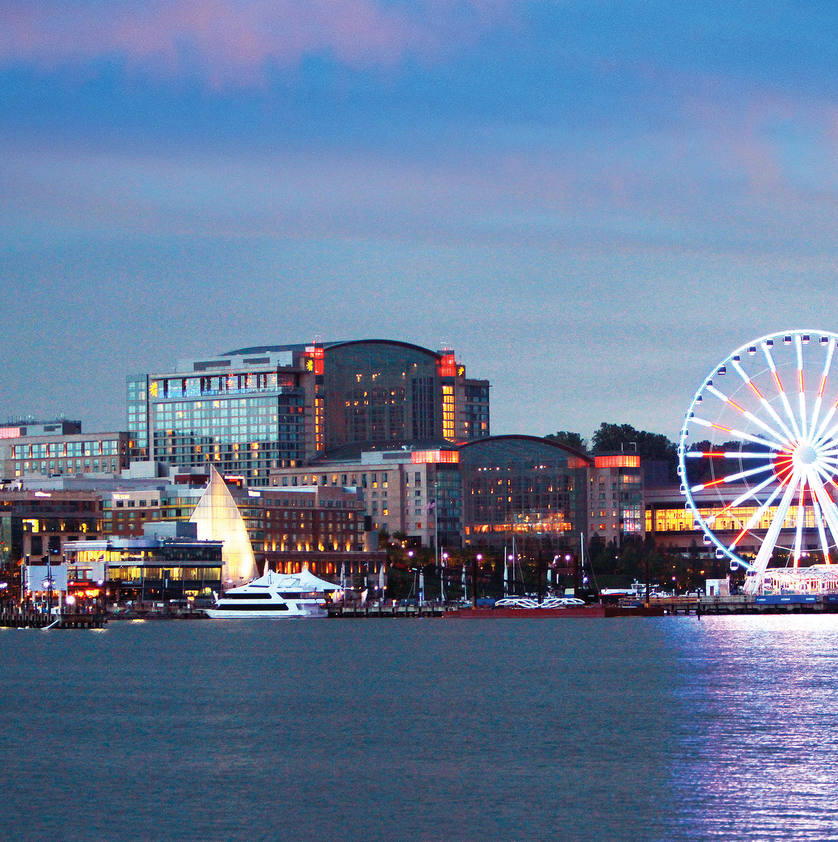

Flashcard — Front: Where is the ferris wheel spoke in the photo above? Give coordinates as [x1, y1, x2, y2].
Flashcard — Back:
[809, 337, 835, 436]
[814, 417, 838, 453]
[706, 472, 788, 529]
[686, 450, 784, 461]
[690, 417, 780, 451]
[815, 452, 838, 470]
[762, 342, 802, 440]
[723, 478, 788, 550]
[813, 400, 838, 447]
[704, 384, 790, 448]
[729, 358, 797, 441]
[808, 469, 838, 551]
[795, 335, 808, 440]
[689, 461, 777, 493]
[747, 471, 802, 590]
[792, 477, 807, 565]
[811, 495, 832, 565]
[760, 399, 799, 445]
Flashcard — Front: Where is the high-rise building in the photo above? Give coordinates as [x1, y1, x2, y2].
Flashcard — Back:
[128, 339, 490, 485]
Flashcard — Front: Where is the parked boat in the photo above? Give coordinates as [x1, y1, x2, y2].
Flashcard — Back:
[204, 567, 340, 619]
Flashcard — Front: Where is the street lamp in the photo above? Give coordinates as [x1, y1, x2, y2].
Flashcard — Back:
[407, 551, 416, 602]
[474, 554, 483, 605]
[440, 551, 448, 604]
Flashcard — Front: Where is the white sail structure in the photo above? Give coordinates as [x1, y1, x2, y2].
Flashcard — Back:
[190, 466, 257, 586]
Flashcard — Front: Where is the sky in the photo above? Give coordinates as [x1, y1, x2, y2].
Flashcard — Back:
[3, 0, 838, 444]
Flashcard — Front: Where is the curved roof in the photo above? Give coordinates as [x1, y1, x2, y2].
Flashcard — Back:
[458, 434, 592, 465]
[221, 343, 311, 355]
[222, 339, 443, 360]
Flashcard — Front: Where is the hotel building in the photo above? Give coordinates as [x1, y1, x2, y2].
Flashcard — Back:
[127, 339, 490, 485]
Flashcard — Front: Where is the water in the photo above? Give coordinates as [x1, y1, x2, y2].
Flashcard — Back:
[2, 615, 838, 841]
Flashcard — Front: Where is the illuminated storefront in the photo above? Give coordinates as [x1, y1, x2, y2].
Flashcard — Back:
[66, 522, 222, 603]
[645, 486, 828, 561]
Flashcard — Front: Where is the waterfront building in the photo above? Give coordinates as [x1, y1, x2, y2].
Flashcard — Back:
[127, 339, 490, 484]
[0, 418, 81, 438]
[644, 485, 827, 565]
[0, 488, 102, 564]
[0, 488, 102, 599]
[7, 467, 369, 582]
[458, 435, 591, 556]
[588, 453, 644, 544]
[268, 444, 462, 549]
[1, 428, 130, 481]
[65, 521, 222, 604]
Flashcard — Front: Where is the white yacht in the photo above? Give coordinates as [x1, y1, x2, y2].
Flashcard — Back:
[204, 567, 340, 619]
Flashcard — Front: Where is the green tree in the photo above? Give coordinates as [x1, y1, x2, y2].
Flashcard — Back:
[591, 422, 678, 480]
[545, 430, 589, 453]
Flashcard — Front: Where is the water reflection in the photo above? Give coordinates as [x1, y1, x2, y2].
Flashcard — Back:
[1, 617, 836, 840]
[665, 615, 838, 840]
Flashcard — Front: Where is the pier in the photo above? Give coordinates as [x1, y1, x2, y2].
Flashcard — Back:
[0, 609, 107, 629]
[328, 602, 446, 618]
[617, 594, 838, 616]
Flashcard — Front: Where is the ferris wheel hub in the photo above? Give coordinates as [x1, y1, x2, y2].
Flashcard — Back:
[795, 443, 818, 466]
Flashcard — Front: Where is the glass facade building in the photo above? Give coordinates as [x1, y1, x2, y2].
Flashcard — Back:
[459, 436, 591, 553]
[128, 340, 490, 486]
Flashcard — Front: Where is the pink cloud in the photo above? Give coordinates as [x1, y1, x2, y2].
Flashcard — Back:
[0, 1, 513, 86]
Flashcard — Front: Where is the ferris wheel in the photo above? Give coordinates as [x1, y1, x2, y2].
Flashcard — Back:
[678, 330, 838, 593]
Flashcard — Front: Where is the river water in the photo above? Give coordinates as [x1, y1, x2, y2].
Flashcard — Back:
[2, 614, 838, 841]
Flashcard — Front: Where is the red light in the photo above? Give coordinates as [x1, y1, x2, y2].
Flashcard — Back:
[305, 345, 325, 375]
[438, 353, 457, 378]
[594, 455, 640, 468]
[411, 450, 459, 464]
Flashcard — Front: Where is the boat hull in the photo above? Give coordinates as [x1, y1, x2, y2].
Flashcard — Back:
[204, 603, 327, 619]
[447, 604, 607, 618]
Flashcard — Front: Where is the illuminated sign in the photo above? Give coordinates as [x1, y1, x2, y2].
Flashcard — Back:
[305, 345, 325, 375]
[594, 455, 641, 468]
[438, 353, 457, 378]
[0, 427, 21, 439]
[411, 450, 460, 464]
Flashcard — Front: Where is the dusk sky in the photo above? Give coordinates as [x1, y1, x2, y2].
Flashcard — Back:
[3, 1, 838, 442]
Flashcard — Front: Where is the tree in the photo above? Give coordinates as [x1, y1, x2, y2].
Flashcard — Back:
[591, 422, 678, 480]
[545, 430, 588, 453]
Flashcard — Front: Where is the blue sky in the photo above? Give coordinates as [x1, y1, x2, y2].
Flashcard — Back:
[3, 1, 838, 442]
